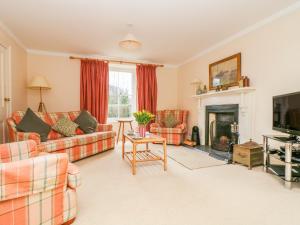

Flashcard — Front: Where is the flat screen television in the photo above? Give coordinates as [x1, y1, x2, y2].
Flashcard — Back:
[273, 92, 300, 136]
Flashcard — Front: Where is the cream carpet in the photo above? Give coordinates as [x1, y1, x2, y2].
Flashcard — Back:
[153, 145, 227, 169]
[73, 143, 300, 225]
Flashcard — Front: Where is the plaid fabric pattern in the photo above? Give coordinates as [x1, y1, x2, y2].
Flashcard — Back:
[151, 132, 183, 145]
[97, 124, 113, 132]
[0, 141, 80, 225]
[67, 163, 81, 189]
[0, 153, 68, 201]
[75, 132, 114, 145]
[7, 110, 115, 162]
[150, 110, 189, 145]
[0, 140, 38, 163]
[150, 127, 183, 134]
[0, 186, 77, 225]
[38, 132, 115, 159]
[156, 110, 188, 126]
[38, 137, 78, 153]
[65, 137, 115, 162]
[63, 188, 77, 224]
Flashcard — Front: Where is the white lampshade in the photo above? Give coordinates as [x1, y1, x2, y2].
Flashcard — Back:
[119, 33, 142, 49]
[28, 75, 51, 90]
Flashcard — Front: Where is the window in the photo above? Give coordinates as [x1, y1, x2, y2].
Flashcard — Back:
[108, 67, 136, 120]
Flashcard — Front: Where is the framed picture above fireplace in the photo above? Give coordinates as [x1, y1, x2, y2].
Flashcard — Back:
[209, 53, 241, 90]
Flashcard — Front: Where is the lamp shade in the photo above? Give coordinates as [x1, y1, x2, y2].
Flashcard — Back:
[28, 75, 51, 90]
[119, 33, 142, 49]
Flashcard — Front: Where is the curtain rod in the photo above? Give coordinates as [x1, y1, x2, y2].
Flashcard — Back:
[69, 56, 164, 67]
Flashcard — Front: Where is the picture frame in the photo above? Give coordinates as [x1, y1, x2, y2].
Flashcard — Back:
[209, 53, 241, 90]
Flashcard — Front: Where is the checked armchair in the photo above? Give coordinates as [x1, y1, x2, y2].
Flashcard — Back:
[150, 110, 189, 145]
[0, 140, 81, 225]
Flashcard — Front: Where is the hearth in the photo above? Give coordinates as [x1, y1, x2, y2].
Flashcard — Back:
[205, 104, 239, 153]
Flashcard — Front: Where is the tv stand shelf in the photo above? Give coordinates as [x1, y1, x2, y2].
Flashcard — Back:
[263, 135, 300, 188]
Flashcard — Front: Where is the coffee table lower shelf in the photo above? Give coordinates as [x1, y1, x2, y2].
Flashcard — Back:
[124, 150, 162, 163]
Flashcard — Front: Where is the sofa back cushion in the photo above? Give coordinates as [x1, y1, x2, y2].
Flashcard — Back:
[11, 111, 89, 140]
[73, 110, 98, 134]
[156, 110, 188, 127]
[15, 108, 51, 142]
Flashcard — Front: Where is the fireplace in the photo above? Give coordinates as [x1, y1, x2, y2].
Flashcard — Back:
[205, 104, 239, 151]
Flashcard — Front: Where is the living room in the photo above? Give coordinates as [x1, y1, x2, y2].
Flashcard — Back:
[0, 1, 300, 225]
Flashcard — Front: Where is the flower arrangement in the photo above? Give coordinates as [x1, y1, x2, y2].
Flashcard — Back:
[133, 110, 155, 125]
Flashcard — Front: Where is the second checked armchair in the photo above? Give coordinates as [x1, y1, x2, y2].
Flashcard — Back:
[150, 110, 188, 145]
[0, 140, 81, 225]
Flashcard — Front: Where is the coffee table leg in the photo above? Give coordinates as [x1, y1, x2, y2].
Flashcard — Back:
[122, 134, 125, 159]
[163, 140, 167, 171]
[132, 143, 136, 175]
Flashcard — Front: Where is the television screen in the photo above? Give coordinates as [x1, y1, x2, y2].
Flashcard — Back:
[273, 92, 300, 135]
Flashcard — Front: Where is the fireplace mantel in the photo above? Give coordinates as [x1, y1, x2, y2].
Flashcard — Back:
[192, 87, 255, 99]
[192, 86, 256, 144]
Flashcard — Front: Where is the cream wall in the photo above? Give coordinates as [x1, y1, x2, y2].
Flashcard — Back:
[178, 9, 300, 142]
[27, 54, 80, 112]
[0, 27, 27, 111]
[27, 53, 178, 112]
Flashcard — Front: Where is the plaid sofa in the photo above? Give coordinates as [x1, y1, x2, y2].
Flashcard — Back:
[7, 111, 115, 162]
[150, 110, 189, 145]
[0, 140, 81, 225]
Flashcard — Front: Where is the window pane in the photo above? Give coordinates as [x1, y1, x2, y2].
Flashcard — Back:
[109, 71, 118, 96]
[119, 105, 132, 118]
[118, 72, 133, 95]
[109, 95, 118, 104]
[119, 94, 131, 105]
[108, 105, 118, 118]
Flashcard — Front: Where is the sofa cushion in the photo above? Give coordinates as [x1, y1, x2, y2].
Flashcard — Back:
[164, 113, 179, 128]
[74, 110, 97, 134]
[150, 127, 184, 134]
[52, 117, 79, 137]
[75, 132, 115, 145]
[38, 131, 115, 153]
[39, 137, 78, 153]
[16, 108, 51, 142]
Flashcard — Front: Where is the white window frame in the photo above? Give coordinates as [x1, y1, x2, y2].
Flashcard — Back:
[108, 66, 136, 122]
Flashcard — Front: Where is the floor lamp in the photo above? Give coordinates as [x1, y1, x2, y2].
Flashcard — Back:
[28, 75, 51, 112]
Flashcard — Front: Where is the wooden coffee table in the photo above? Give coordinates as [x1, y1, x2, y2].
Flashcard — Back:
[122, 133, 167, 175]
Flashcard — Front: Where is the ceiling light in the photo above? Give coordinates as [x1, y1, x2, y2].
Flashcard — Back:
[119, 33, 142, 49]
[119, 24, 142, 49]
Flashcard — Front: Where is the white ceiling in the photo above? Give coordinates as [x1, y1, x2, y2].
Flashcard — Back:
[0, 0, 299, 65]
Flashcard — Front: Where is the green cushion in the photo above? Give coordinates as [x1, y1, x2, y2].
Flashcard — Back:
[52, 117, 79, 137]
[74, 110, 98, 134]
[16, 108, 51, 142]
[164, 113, 179, 128]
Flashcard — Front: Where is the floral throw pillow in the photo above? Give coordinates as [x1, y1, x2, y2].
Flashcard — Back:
[52, 117, 79, 137]
[164, 113, 179, 128]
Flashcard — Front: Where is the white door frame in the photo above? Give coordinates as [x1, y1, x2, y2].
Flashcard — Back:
[0, 43, 12, 143]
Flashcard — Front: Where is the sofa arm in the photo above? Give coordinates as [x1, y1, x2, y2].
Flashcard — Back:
[97, 123, 113, 132]
[0, 153, 68, 201]
[0, 140, 38, 163]
[15, 131, 41, 145]
[67, 163, 81, 189]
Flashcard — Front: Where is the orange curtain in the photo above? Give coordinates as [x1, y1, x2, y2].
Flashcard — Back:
[136, 65, 157, 129]
[80, 59, 109, 123]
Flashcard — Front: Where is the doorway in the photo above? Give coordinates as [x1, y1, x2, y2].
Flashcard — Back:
[0, 44, 12, 143]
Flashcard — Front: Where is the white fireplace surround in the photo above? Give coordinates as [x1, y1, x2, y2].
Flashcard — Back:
[192, 87, 256, 145]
